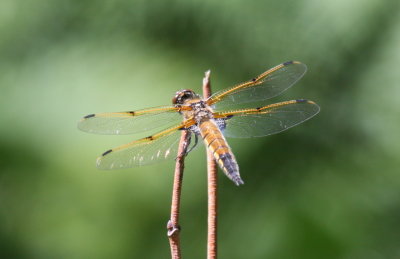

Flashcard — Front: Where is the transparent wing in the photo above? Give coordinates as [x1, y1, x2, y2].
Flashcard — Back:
[214, 100, 320, 138]
[207, 61, 307, 110]
[78, 106, 183, 135]
[96, 120, 196, 169]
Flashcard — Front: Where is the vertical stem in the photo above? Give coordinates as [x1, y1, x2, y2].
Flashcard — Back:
[207, 151, 218, 259]
[202, 70, 218, 259]
[167, 130, 191, 259]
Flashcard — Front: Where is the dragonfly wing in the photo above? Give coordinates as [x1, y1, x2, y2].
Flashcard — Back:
[78, 106, 183, 135]
[208, 61, 307, 110]
[97, 120, 196, 169]
[215, 100, 320, 138]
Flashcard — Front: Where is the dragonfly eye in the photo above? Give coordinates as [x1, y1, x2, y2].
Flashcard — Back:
[172, 89, 197, 105]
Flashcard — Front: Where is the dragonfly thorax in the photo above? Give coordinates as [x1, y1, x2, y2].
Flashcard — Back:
[190, 101, 214, 124]
[177, 96, 214, 124]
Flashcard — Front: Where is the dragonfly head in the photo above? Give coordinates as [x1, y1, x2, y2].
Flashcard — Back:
[172, 89, 199, 105]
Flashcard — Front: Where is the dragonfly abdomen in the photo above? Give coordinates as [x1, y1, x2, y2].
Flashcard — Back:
[199, 120, 244, 186]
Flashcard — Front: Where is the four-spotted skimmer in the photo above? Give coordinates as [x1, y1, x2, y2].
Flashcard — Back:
[78, 61, 319, 185]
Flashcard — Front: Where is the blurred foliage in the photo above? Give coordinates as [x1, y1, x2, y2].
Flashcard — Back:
[1, 0, 400, 258]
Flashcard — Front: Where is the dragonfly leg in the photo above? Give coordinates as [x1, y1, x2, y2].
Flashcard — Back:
[185, 134, 198, 155]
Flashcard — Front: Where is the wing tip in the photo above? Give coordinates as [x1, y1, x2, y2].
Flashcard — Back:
[283, 60, 302, 66]
[296, 99, 321, 116]
[282, 60, 307, 74]
[77, 114, 95, 129]
[296, 99, 309, 103]
[283, 60, 294, 66]
[296, 99, 318, 105]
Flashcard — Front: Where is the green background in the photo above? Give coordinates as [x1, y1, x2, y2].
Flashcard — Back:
[1, 0, 400, 258]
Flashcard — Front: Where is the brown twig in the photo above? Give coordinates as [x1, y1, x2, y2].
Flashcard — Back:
[202, 70, 218, 259]
[167, 130, 191, 259]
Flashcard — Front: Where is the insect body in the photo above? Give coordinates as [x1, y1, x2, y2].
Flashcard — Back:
[78, 61, 320, 185]
[174, 92, 242, 185]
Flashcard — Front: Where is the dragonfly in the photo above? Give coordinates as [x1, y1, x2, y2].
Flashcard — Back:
[78, 61, 319, 186]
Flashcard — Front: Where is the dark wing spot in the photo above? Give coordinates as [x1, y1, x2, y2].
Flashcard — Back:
[84, 114, 95, 119]
[129, 111, 135, 115]
[251, 78, 257, 82]
[145, 136, 154, 141]
[102, 149, 112, 156]
[226, 115, 234, 119]
[283, 61, 294, 66]
[255, 107, 262, 111]
[296, 99, 308, 103]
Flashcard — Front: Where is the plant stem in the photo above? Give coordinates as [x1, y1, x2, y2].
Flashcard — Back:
[202, 70, 218, 259]
[167, 130, 191, 259]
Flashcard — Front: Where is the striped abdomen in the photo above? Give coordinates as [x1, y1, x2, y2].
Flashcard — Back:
[199, 119, 244, 186]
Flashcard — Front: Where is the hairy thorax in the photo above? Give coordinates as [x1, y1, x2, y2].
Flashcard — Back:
[182, 99, 214, 124]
